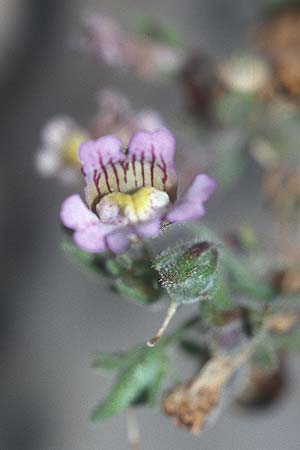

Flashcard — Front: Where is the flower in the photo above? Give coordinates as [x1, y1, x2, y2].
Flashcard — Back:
[217, 53, 271, 94]
[90, 88, 165, 144]
[79, 13, 185, 79]
[60, 128, 216, 253]
[35, 116, 89, 183]
[36, 92, 164, 184]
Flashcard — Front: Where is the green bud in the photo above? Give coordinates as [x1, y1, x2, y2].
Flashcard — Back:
[154, 241, 218, 304]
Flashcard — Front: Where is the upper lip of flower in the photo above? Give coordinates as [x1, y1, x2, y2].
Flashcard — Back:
[60, 128, 216, 253]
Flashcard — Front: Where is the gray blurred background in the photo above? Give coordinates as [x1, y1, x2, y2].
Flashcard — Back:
[1, 0, 299, 449]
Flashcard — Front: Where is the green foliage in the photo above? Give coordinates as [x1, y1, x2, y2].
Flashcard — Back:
[129, 14, 184, 48]
[211, 130, 247, 190]
[187, 224, 274, 304]
[92, 348, 142, 372]
[106, 252, 163, 304]
[154, 241, 219, 304]
[216, 92, 261, 127]
[179, 338, 210, 361]
[63, 239, 163, 304]
[62, 239, 106, 276]
[237, 224, 260, 252]
[271, 329, 300, 352]
[222, 249, 274, 301]
[251, 340, 279, 372]
[91, 343, 170, 421]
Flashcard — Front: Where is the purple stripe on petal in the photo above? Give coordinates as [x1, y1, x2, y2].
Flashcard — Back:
[128, 129, 176, 167]
[166, 174, 216, 224]
[60, 194, 98, 231]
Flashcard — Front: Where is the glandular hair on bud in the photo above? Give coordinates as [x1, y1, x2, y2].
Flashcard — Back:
[154, 240, 218, 305]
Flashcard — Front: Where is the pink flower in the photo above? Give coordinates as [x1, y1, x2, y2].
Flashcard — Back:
[80, 14, 185, 79]
[35, 91, 164, 184]
[60, 129, 216, 253]
[90, 88, 165, 143]
[35, 117, 89, 184]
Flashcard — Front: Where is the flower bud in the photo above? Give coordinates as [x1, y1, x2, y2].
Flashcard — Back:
[154, 241, 218, 304]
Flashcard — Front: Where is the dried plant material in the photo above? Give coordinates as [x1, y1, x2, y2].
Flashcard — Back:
[263, 165, 300, 210]
[280, 268, 300, 294]
[180, 54, 224, 123]
[264, 312, 300, 334]
[162, 311, 298, 434]
[273, 266, 300, 295]
[235, 366, 285, 409]
[277, 52, 300, 97]
[256, 6, 300, 99]
[162, 351, 248, 434]
[262, 165, 300, 258]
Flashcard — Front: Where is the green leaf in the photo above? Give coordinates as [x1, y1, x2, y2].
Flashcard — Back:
[179, 339, 210, 361]
[63, 240, 163, 305]
[216, 92, 259, 127]
[187, 224, 274, 304]
[222, 250, 274, 301]
[212, 278, 234, 311]
[113, 276, 162, 304]
[62, 238, 107, 277]
[107, 252, 164, 304]
[92, 347, 142, 371]
[91, 346, 167, 421]
[251, 340, 279, 372]
[271, 329, 300, 352]
[212, 130, 247, 190]
[147, 364, 169, 407]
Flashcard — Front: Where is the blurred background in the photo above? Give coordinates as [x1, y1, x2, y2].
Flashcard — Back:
[1, 0, 299, 449]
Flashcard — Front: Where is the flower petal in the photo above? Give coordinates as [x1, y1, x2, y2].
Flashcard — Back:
[135, 217, 162, 238]
[105, 228, 132, 253]
[74, 222, 116, 253]
[35, 149, 61, 177]
[60, 194, 98, 231]
[128, 128, 176, 166]
[127, 129, 177, 197]
[166, 174, 216, 224]
[79, 135, 124, 175]
[41, 116, 75, 146]
[79, 135, 125, 207]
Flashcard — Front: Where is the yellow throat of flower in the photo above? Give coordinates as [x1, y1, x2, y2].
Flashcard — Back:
[62, 133, 86, 167]
[97, 186, 170, 225]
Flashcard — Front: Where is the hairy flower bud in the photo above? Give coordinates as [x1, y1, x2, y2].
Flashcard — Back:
[154, 241, 218, 304]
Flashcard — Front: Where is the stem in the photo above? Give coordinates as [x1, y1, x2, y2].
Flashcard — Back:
[240, 306, 253, 337]
[126, 408, 140, 450]
[147, 300, 178, 347]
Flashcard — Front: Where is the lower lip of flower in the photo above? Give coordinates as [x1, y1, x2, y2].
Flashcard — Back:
[96, 186, 170, 225]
